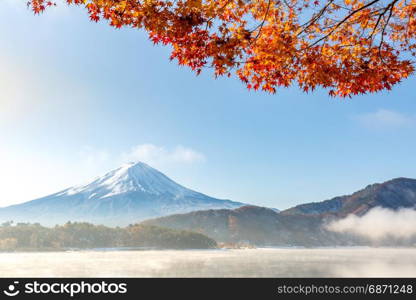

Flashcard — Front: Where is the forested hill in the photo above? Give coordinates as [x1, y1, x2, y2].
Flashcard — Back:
[282, 178, 416, 217]
[0, 222, 217, 251]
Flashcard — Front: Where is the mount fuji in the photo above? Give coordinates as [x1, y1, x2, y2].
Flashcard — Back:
[0, 162, 245, 226]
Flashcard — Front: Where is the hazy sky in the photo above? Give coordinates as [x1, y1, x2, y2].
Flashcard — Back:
[1, 1, 415, 210]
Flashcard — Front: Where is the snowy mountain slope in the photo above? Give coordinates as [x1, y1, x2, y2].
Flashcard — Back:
[0, 162, 245, 226]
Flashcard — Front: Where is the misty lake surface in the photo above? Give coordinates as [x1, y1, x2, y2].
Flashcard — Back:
[0, 248, 415, 277]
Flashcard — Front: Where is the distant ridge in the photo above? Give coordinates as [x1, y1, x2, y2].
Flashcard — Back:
[281, 177, 416, 217]
[142, 205, 341, 246]
[0, 162, 245, 226]
[142, 178, 416, 246]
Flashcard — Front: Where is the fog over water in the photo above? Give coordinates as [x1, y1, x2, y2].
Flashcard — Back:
[0, 248, 415, 277]
[326, 208, 416, 240]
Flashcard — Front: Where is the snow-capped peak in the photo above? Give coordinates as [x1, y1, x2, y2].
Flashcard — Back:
[2, 161, 245, 226]
[60, 161, 192, 199]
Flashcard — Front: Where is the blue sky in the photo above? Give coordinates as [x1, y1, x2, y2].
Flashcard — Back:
[0, 1, 415, 209]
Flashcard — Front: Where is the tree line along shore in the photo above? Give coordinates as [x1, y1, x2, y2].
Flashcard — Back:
[0, 221, 217, 251]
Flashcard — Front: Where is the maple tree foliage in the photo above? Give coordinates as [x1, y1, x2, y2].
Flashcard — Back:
[28, 0, 415, 97]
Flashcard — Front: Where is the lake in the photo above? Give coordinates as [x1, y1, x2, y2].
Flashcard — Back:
[0, 248, 415, 277]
